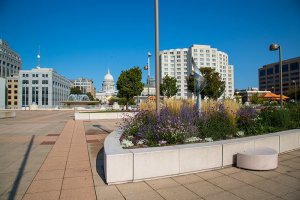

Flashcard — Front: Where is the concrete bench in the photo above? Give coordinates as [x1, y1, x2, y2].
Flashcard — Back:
[237, 147, 278, 170]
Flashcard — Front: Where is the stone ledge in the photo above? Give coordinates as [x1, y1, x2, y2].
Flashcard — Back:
[75, 112, 137, 120]
[104, 129, 300, 184]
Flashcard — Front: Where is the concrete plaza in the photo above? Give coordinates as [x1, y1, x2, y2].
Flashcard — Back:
[0, 111, 299, 200]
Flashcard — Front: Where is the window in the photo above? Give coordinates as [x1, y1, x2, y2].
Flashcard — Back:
[32, 80, 39, 84]
[42, 80, 48, 84]
[193, 49, 197, 52]
[14, 85, 17, 88]
[22, 80, 29, 84]
[290, 62, 299, 71]
[267, 68, 273, 75]
[282, 64, 288, 72]
[206, 50, 210, 53]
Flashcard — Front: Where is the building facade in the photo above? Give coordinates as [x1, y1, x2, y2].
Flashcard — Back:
[258, 57, 300, 95]
[6, 75, 19, 109]
[18, 68, 71, 108]
[0, 39, 22, 78]
[160, 44, 234, 99]
[71, 78, 96, 98]
[96, 69, 118, 103]
[0, 78, 5, 109]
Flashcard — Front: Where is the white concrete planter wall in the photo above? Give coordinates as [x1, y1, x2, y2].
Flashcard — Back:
[0, 111, 16, 119]
[75, 112, 137, 120]
[104, 129, 300, 184]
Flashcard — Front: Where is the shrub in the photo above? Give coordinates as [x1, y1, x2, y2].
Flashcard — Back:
[259, 107, 291, 131]
[198, 105, 237, 140]
[236, 106, 263, 135]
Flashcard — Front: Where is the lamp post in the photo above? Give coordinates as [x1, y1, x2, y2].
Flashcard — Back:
[292, 80, 297, 103]
[269, 43, 283, 109]
[147, 52, 151, 97]
[155, 0, 160, 113]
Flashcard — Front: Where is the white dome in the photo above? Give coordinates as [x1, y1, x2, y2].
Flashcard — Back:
[104, 69, 114, 81]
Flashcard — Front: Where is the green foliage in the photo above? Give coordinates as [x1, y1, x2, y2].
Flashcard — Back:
[108, 96, 135, 106]
[250, 93, 263, 104]
[70, 87, 82, 94]
[198, 109, 237, 140]
[187, 68, 225, 99]
[200, 68, 225, 100]
[86, 92, 94, 101]
[116, 67, 144, 109]
[160, 75, 178, 98]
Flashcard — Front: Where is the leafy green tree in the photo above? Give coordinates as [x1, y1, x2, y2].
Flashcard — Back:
[116, 67, 144, 109]
[86, 92, 94, 101]
[187, 67, 225, 100]
[250, 92, 263, 104]
[70, 86, 82, 94]
[160, 75, 178, 98]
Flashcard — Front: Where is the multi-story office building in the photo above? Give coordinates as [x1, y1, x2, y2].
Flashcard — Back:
[258, 57, 300, 94]
[6, 75, 19, 109]
[0, 39, 22, 78]
[18, 68, 71, 108]
[160, 44, 234, 99]
[71, 78, 96, 98]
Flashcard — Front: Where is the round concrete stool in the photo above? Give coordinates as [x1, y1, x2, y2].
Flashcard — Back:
[237, 147, 278, 170]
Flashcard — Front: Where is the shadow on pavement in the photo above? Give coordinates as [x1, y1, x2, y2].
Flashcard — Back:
[96, 147, 106, 183]
[8, 135, 35, 200]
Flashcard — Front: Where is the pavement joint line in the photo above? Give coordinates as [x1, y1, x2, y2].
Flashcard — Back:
[143, 180, 167, 200]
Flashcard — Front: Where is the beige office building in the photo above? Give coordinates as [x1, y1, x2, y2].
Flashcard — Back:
[6, 75, 19, 109]
[160, 44, 234, 99]
[71, 78, 96, 99]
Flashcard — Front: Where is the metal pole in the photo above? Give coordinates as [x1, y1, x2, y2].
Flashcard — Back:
[279, 47, 283, 109]
[155, 0, 160, 113]
[147, 52, 150, 98]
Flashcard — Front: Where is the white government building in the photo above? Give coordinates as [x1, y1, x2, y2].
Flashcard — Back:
[160, 44, 234, 99]
[96, 69, 118, 103]
[18, 67, 71, 108]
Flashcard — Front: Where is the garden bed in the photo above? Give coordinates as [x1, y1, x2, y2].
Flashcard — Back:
[104, 128, 300, 184]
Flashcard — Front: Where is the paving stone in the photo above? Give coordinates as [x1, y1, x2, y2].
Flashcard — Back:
[34, 169, 64, 180]
[229, 171, 264, 184]
[117, 182, 153, 196]
[280, 160, 300, 169]
[281, 190, 300, 200]
[125, 191, 165, 200]
[204, 191, 243, 200]
[172, 174, 203, 185]
[208, 175, 246, 190]
[270, 174, 300, 190]
[218, 167, 242, 175]
[26, 179, 62, 193]
[157, 185, 200, 200]
[64, 167, 92, 178]
[229, 185, 276, 200]
[251, 179, 296, 197]
[248, 169, 281, 178]
[95, 185, 125, 200]
[62, 176, 94, 190]
[146, 178, 180, 190]
[22, 191, 60, 200]
[185, 180, 224, 197]
[195, 171, 224, 180]
[60, 187, 96, 200]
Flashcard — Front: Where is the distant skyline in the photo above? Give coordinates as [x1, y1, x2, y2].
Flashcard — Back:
[1, 0, 300, 91]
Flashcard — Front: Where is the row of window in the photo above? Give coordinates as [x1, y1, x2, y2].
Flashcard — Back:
[260, 62, 299, 76]
[22, 73, 49, 78]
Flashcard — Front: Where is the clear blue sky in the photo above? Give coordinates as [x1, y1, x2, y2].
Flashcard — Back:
[1, 0, 300, 91]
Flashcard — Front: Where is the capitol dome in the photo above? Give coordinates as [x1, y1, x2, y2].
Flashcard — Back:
[104, 69, 114, 81]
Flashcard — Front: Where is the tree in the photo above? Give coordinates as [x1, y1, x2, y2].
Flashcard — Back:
[187, 67, 225, 100]
[70, 86, 82, 94]
[160, 75, 178, 98]
[116, 67, 144, 109]
[86, 92, 94, 101]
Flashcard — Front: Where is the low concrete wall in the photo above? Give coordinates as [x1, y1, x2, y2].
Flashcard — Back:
[75, 112, 137, 120]
[0, 111, 16, 119]
[104, 129, 300, 184]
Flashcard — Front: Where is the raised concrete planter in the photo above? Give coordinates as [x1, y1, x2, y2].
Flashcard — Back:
[0, 111, 16, 119]
[104, 129, 300, 184]
[75, 112, 137, 120]
[237, 147, 278, 170]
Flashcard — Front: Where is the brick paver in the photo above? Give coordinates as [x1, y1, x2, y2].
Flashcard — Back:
[24, 120, 96, 200]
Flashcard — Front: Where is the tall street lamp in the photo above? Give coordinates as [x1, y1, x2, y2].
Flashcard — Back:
[292, 80, 297, 103]
[155, 0, 160, 113]
[269, 43, 283, 109]
[144, 52, 152, 98]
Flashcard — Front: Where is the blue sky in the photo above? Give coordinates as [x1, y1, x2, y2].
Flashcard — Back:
[1, 0, 300, 91]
